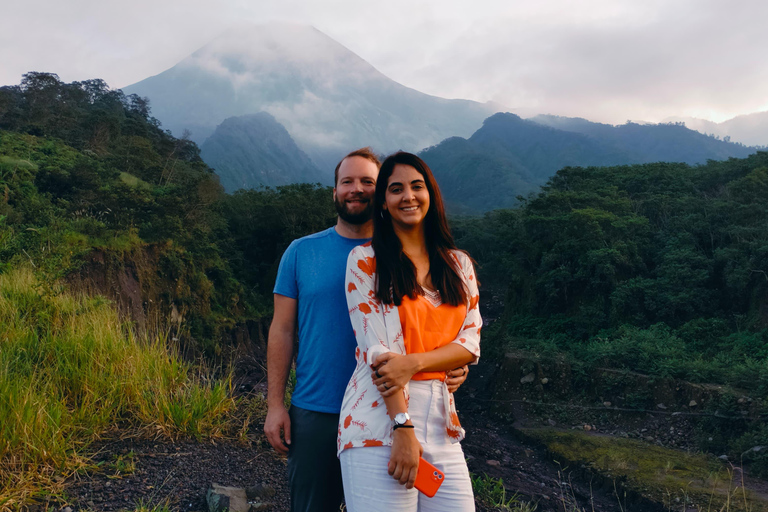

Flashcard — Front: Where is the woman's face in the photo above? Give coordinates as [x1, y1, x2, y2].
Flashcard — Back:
[383, 164, 430, 231]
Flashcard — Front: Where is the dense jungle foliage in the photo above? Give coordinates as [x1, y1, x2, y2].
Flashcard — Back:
[0, 73, 335, 352]
[454, 154, 768, 394]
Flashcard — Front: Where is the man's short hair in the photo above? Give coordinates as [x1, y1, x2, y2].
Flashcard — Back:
[334, 147, 382, 185]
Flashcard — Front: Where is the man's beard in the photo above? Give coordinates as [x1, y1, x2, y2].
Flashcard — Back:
[335, 196, 373, 225]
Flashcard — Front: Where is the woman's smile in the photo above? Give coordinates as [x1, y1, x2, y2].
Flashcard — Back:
[384, 164, 430, 229]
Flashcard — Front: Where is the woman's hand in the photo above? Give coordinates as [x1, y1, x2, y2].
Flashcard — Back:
[446, 365, 469, 393]
[388, 427, 423, 488]
[371, 353, 420, 397]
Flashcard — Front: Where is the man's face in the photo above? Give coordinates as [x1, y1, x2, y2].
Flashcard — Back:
[333, 156, 378, 224]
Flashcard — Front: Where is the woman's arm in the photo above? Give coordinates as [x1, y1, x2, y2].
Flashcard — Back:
[371, 344, 475, 397]
[381, 387, 422, 489]
[372, 252, 481, 396]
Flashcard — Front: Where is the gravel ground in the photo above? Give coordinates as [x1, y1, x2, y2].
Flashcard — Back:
[57, 372, 645, 512]
[64, 437, 290, 512]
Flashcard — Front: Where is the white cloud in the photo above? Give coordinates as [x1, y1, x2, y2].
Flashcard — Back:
[1, 0, 766, 123]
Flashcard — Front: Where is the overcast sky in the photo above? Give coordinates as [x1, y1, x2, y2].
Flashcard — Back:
[2, 0, 766, 124]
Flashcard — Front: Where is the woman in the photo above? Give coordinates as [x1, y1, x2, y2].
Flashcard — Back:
[337, 152, 481, 511]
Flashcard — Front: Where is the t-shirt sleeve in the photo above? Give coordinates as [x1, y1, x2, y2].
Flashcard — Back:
[273, 240, 299, 299]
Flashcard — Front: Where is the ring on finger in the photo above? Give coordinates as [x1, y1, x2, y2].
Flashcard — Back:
[375, 369, 382, 379]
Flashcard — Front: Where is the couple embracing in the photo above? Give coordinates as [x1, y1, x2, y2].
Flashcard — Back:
[265, 148, 481, 512]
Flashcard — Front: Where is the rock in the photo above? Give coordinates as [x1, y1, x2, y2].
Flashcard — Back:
[689, 400, 697, 407]
[719, 455, 729, 461]
[656, 403, 667, 410]
[603, 401, 611, 407]
[672, 412, 682, 416]
[208, 484, 250, 512]
[540, 377, 549, 385]
[738, 398, 745, 404]
[487, 460, 500, 466]
[547, 418, 557, 427]
[520, 373, 535, 384]
[583, 424, 592, 431]
[750, 446, 766, 453]
[246, 484, 276, 500]
[62, 508, 73, 512]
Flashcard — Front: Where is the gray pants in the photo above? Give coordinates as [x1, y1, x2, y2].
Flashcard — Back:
[288, 405, 344, 512]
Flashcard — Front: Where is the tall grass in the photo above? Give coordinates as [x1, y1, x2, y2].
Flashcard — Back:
[0, 267, 235, 509]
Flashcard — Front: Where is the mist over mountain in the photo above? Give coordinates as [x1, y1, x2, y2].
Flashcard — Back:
[422, 113, 757, 213]
[123, 23, 499, 173]
[200, 113, 323, 192]
[663, 111, 768, 148]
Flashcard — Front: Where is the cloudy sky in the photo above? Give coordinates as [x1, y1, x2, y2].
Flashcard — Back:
[2, 0, 766, 124]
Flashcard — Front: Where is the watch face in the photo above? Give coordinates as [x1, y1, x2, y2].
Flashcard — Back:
[394, 412, 410, 425]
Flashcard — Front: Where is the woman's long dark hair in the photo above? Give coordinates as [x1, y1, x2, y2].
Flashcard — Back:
[372, 152, 468, 307]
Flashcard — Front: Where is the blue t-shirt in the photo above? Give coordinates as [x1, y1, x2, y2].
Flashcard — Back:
[273, 227, 370, 414]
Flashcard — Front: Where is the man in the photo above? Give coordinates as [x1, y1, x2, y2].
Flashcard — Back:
[264, 148, 468, 512]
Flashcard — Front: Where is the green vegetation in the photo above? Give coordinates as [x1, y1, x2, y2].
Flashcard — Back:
[0, 73, 335, 352]
[422, 112, 756, 213]
[454, 154, 768, 471]
[0, 267, 234, 508]
[471, 473, 535, 511]
[454, 155, 768, 391]
[200, 112, 324, 191]
[523, 429, 763, 511]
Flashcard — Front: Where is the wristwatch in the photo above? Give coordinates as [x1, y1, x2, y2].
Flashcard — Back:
[392, 412, 411, 428]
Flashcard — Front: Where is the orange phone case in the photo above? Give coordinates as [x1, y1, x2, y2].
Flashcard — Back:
[414, 457, 444, 498]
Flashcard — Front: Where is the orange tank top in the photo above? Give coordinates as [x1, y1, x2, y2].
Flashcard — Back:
[398, 292, 467, 381]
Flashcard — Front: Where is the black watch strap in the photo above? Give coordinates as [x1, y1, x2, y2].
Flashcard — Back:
[393, 424, 415, 431]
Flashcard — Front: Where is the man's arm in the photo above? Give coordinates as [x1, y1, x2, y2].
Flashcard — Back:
[264, 294, 297, 455]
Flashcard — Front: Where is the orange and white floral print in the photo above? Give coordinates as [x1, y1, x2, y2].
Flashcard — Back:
[337, 244, 481, 455]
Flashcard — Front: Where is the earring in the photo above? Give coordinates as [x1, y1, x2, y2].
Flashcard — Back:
[380, 210, 386, 218]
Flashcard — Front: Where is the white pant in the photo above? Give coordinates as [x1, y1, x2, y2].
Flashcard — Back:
[340, 380, 475, 511]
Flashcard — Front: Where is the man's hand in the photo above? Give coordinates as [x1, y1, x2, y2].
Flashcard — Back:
[266, 294, 296, 456]
[446, 365, 469, 393]
[371, 353, 419, 397]
[264, 406, 291, 455]
[388, 427, 423, 488]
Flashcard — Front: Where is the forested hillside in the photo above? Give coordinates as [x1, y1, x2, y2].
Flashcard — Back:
[456, 154, 768, 381]
[423, 113, 756, 213]
[0, 73, 335, 353]
[200, 113, 325, 191]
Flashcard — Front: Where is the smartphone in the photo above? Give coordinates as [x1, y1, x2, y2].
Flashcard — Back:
[414, 457, 444, 498]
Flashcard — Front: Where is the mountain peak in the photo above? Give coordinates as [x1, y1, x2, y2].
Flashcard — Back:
[123, 23, 498, 169]
[185, 23, 374, 77]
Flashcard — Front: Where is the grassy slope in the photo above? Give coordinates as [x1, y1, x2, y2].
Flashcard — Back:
[0, 267, 235, 510]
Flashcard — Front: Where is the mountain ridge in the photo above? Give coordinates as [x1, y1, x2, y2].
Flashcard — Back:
[421, 112, 758, 213]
